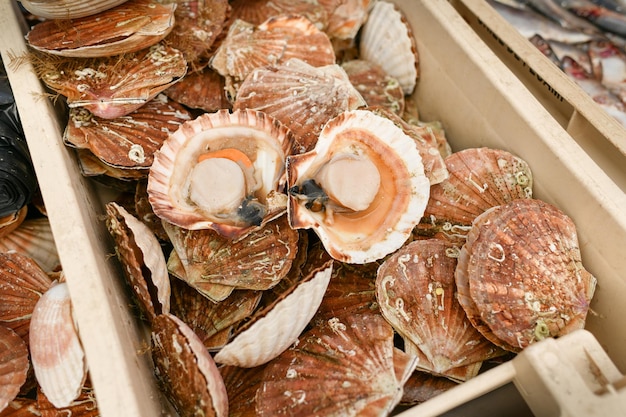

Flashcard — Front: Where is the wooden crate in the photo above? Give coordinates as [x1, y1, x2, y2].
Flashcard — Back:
[1, 0, 625, 415]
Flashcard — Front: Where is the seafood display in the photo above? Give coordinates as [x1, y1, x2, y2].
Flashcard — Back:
[6, 0, 601, 416]
[488, 0, 626, 127]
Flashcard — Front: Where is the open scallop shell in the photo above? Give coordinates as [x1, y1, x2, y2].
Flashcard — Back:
[29, 283, 88, 409]
[0, 325, 29, 413]
[213, 256, 333, 367]
[19, 0, 129, 20]
[0, 217, 60, 273]
[256, 312, 417, 416]
[287, 109, 430, 264]
[358, 0, 419, 95]
[25, 0, 176, 57]
[64, 94, 191, 170]
[105, 202, 170, 322]
[34, 43, 187, 119]
[147, 109, 295, 239]
[151, 313, 228, 417]
[0, 252, 53, 344]
[233, 58, 366, 153]
[455, 199, 597, 352]
[376, 239, 505, 380]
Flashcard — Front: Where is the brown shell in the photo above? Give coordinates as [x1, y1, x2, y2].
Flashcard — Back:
[0, 252, 54, 345]
[35, 44, 187, 119]
[170, 278, 261, 351]
[256, 313, 416, 417]
[151, 313, 228, 417]
[74, 149, 147, 181]
[400, 370, 459, 406]
[219, 365, 266, 417]
[228, 0, 328, 29]
[455, 199, 597, 352]
[19, 0, 128, 20]
[342, 59, 405, 115]
[37, 384, 99, 417]
[0, 398, 40, 416]
[0, 207, 28, 240]
[0, 217, 61, 273]
[105, 202, 170, 322]
[318, 0, 372, 40]
[64, 94, 191, 170]
[415, 147, 533, 243]
[134, 180, 169, 242]
[25, 0, 176, 57]
[376, 239, 504, 380]
[0, 326, 29, 413]
[165, 68, 232, 112]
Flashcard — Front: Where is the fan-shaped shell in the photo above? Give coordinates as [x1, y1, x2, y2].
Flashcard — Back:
[147, 109, 295, 238]
[455, 199, 596, 352]
[376, 239, 504, 380]
[228, 0, 329, 29]
[0, 217, 60, 273]
[64, 94, 191, 170]
[342, 59, 405, 115]
[287, 109, 430, 264]
[25, 0, 176, 57]
[234, 58, 366, 153]
[219, 365, 265, 417]
[151, 313, 228, 417]
[19, 0, 129, 20]
[29, 283, 88, 409]
[0, 325, 29, 413]
[165, 68, 231, 112]
[213, 258, 333, 367]
[35, 43, 187, 119]
[256, 313, 417, 417]
[320, 0, 372, 40]
[105, 202, 170, 322]
[358, 0, 419, 95]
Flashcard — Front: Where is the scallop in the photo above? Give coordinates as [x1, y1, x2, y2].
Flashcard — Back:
[228, 0, 329, 29]
[0, 217, 60, 273]
[25, 0, 176, 58]
[0, 325, 29, 413]
[455, 198, 597, 352]
[318, 0, 372, 40]
[151, 313, 228, 417]
[37, 384, 99, 416]
[147, 109, 295, 239]
[359, 0, 419, 95]
[219, 365, 265, 417]
[19, 0, 129, 20]
[287, 109, 430, 264]
[165, 68, 232, 113]
[342, 59, 405, 116]
[29, 282, 88, 409]
[376, 239, 505, 381]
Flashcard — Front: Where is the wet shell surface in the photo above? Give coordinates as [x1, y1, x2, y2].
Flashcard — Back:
[376, 239, 504, 380]
[25, 0, 176, 57]
[358, 0, 419, 95]
[342, 59, 405, 116]
[19, 0, 129, 20]
[0, 252, 53, 344]
[287, 109, 430, 264]
[213, 258, 333, 367]
[0, 217, 60, 273]
[233, 58, 366, 153]
[0, 325, 29, 413]
[105, 202, 170, 322]
[35, 43, 187, 119]
[64, 94, 191, 170]
[147, 109, 295, 238]
[29, 283, 88, 409]
[256, 312, 417, 417]
[455, 199, 597, 352]
[151, 313, 228, 417]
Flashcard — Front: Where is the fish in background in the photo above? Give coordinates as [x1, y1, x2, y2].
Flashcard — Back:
[559, 0, 626, 37]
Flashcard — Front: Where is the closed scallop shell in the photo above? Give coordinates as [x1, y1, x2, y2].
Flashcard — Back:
[34, 44, 187, 119]
[64, 94, 191, 170]
[256, 312, 417, 417]
[0, 217, 60, 273]
[165, 68, 232, 112]
[318, 0, 372, 40]
[147, 109, 295, 238]
[74, 149, 147, 181]
[213, 257, 333, 367]
[151, 313, 228, 417]
[0, 325, 29, 413]
[20, 0, 129, 20]
[0, 252, 53, 344]
[376, 239, 504, 380]
[400, 370, 459, 406]
[234, 58, 366, 153]
[287, 109, 430, 264]
[359, 1, 419, 95]
[29, 283, 88, 409]
[228, 0, 328, 29]
[25, 0, 176, 57]
[455, 199, 597, 352]
[415, 147, 533, 243]
[342, 59, 405, 115]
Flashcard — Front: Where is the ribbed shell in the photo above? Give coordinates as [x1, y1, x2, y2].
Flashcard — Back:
[219, 365, 265, 417]
[358, 0, 419, 95]
[287, 109, 430, 264]
[29, 283, 87, 409]
[0, 325, 29, 413]
[228, 0, 328, 29]
[25, 0, 176, 57]
[256, 313, 416, 417]
[151, 313, 228, 417]
[400, 370, 458, 406]
[455, 199, 596, 352]
[0, 217, 60, 273]
[318, 0, 372, 40]
[165, 69, 232, 112]
[234, 58, 366, 153]
[342, 59, 405, 115]
[376, 239, 504, 380]
[64, 94, 191, 170]
[20, 0, 129, 19]
[37, 385, 99, 417]
[74, 149, 146, 181]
